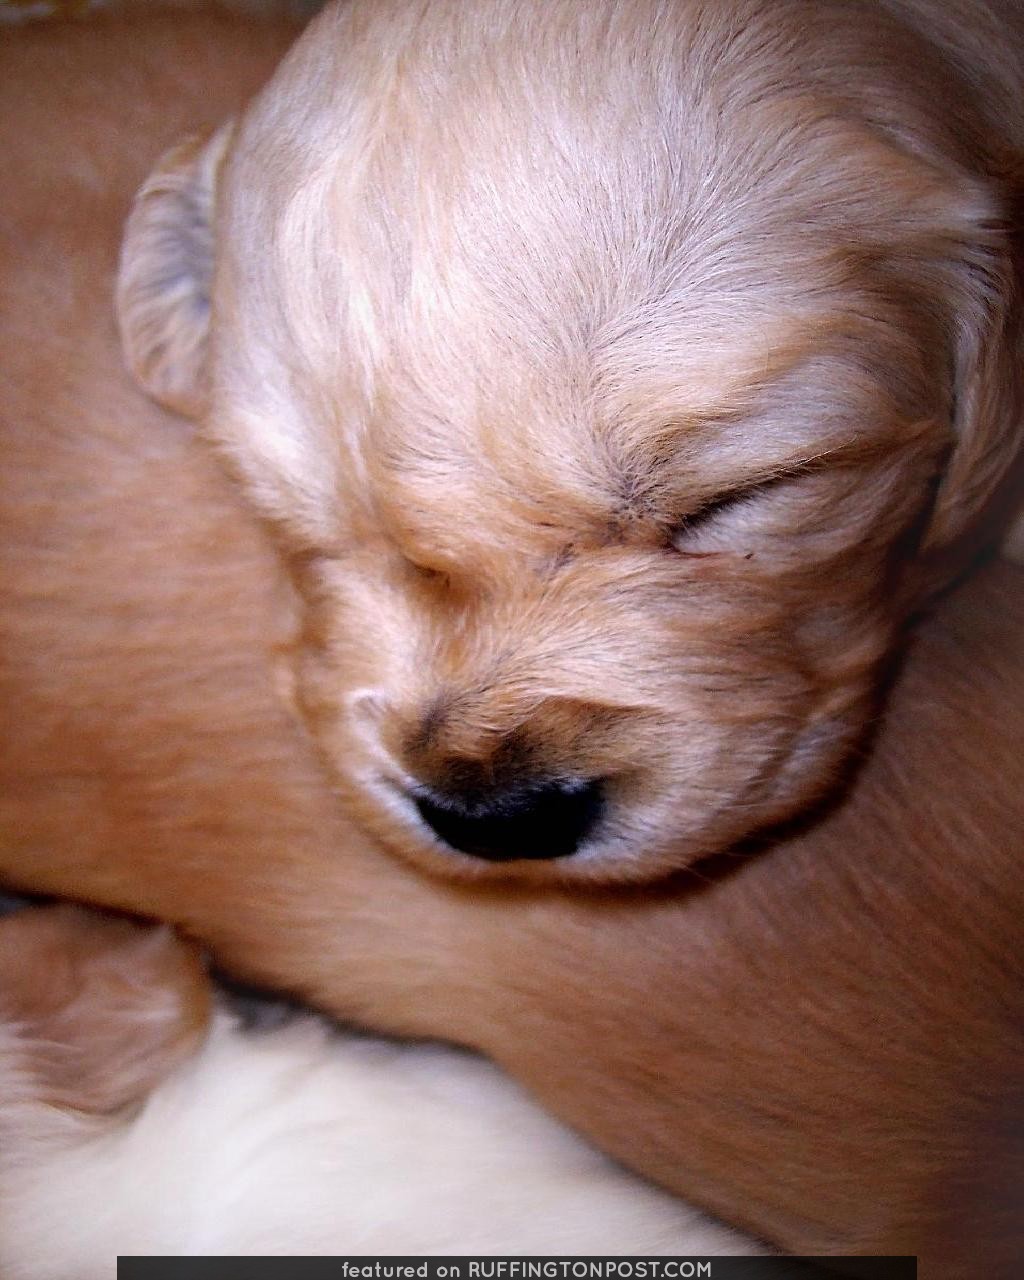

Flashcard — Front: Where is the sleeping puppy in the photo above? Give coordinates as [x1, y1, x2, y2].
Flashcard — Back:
[117, 0, 1024, 883]
[0, 905, 763, 1274]
[2, 13, 1023, 1273]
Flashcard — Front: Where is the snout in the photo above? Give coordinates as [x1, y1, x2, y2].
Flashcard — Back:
[413, 777, 604, 862]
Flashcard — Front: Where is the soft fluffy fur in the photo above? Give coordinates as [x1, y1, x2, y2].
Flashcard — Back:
[1, 15, 1022, 1275]
[116, 0, 1024, 883]
[0, 906, 762, 1274]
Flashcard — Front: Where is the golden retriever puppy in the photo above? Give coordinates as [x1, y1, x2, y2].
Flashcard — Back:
[1, 14, 1022, 1274]
[0, 905, 762, 1274]
[117, 0, 1024, 883]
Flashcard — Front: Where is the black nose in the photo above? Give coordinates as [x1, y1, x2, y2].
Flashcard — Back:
[414, 777, 604, 862]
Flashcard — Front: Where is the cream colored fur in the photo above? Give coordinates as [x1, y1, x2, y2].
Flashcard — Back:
[0, 909, 763, 1276]
[119, 0, 1024, 883]
[2, 14, 1023, 1273]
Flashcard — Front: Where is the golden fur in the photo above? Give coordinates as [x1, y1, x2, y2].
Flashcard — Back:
[0, 905, 764, 1270]
[117, 0, 1024, 882]
[0, 12, 1022, 1274]
[0, 905, 209, 1117]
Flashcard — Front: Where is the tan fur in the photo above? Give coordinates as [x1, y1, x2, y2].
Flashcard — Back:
[117, 124, 236, 418]
[0, 0, 319, 19]
[117, 0, 1024, 883]
[1, 13, 1022, 1276]
[0, 906, 209, 1115]
[0, 906, 765, 1270]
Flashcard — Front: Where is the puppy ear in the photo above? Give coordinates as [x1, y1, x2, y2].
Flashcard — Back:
[924, 161, 1024, 552]
[116, 122, 235, 419]
[0, 905, 211, 1115]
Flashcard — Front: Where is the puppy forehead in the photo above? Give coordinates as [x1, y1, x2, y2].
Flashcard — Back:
[222, 0, 961, 312]
[213, 0, 964, 555]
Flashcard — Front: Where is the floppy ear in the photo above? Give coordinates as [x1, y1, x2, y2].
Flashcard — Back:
[116, 121, 235, 419]
[924, 162, 1024, 553]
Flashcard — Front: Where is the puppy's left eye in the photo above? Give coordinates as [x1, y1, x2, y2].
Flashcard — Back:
[668, 487, 758, 552]
[406, 557, 451, 588]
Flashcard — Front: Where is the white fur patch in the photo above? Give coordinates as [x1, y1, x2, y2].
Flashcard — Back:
[0, 1009, 766, 1273]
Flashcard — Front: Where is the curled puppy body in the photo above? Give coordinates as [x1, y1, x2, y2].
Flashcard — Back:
[0, 907, 764, 1275]
[119, 0, 1024, 884]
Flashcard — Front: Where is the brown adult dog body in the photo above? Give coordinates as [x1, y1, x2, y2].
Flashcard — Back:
[1, 14, 1023, 1276]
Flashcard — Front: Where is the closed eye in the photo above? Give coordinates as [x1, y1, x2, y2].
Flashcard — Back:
[406, 558, 451, 587]
[667, 485, 763, 552]
[662, 439, 855, 555]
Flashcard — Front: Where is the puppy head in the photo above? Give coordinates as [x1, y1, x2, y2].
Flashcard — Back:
[119, 0, 1024, 883]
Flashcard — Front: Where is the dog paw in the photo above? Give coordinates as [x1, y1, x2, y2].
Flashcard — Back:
[0, 904, 211, 1114]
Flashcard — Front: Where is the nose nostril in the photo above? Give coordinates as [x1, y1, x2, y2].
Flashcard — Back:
[413, 778, 604, 862]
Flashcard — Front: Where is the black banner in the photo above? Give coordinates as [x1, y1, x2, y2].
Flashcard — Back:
[117, 1257, 917, 1280]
